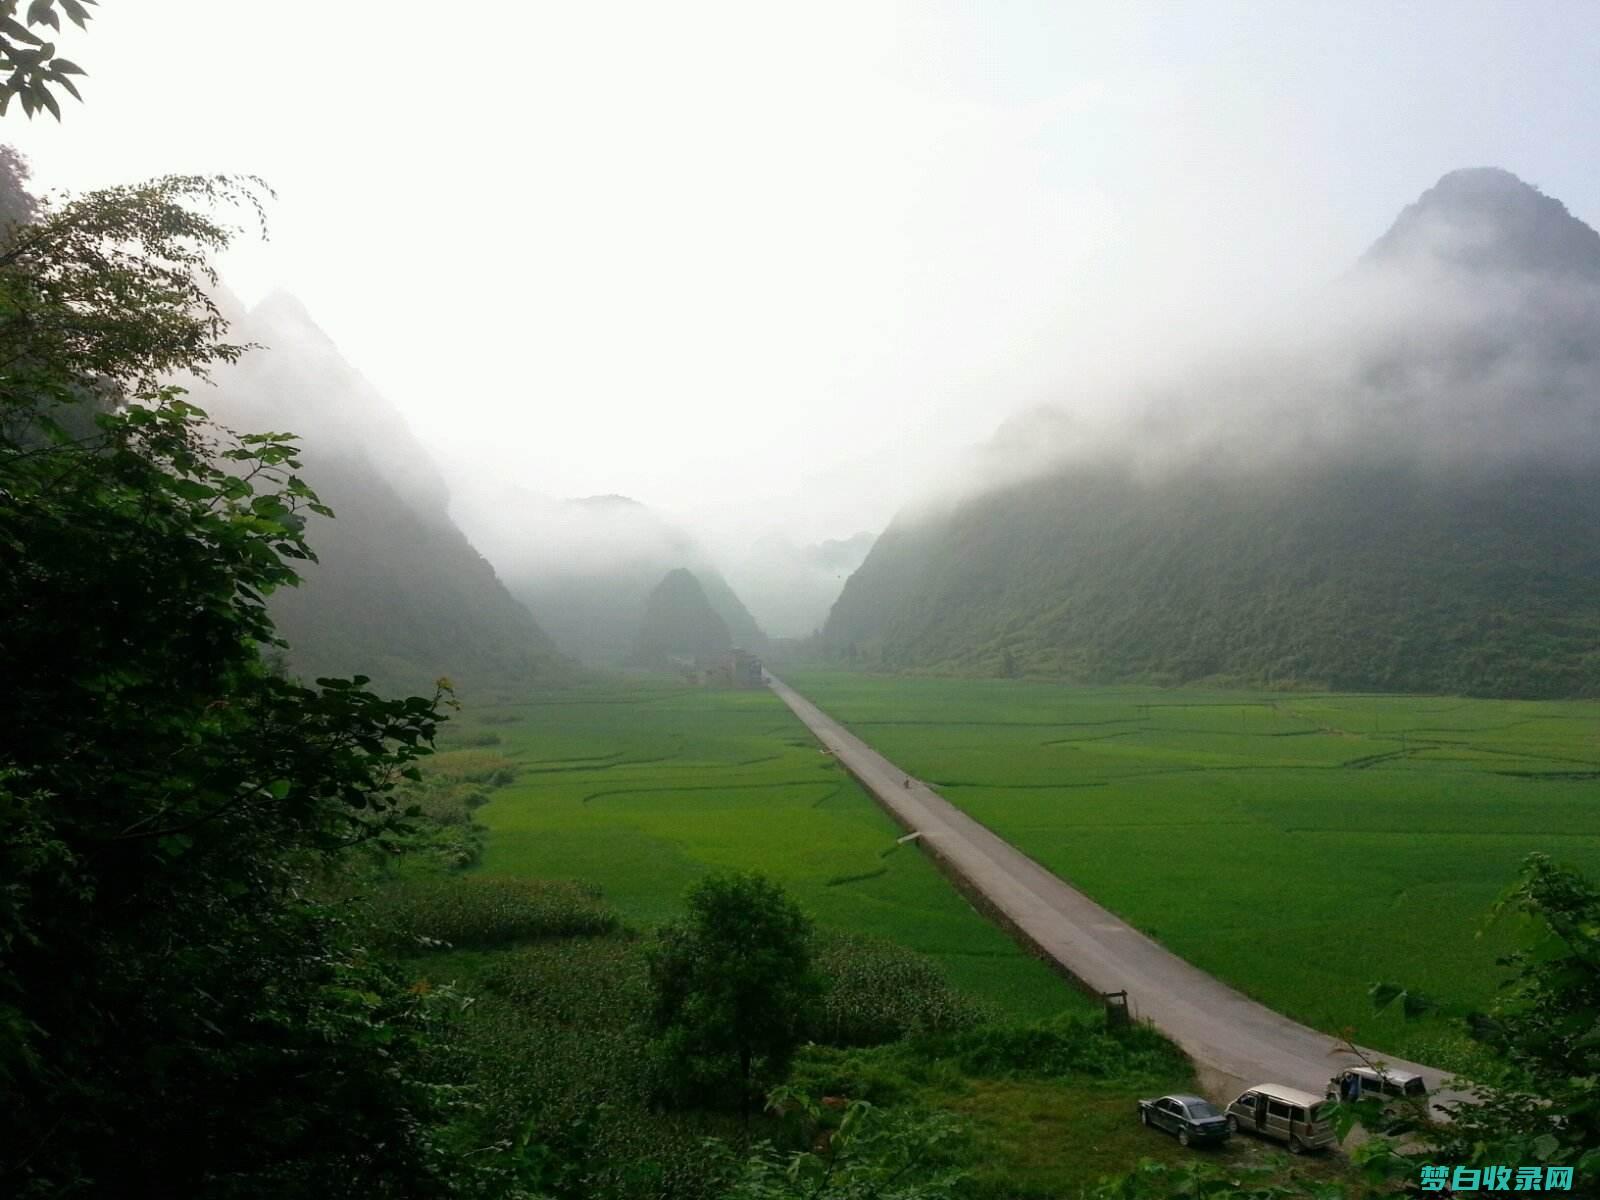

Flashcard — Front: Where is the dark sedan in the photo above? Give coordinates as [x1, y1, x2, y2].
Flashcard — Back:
[1137, 1094, 1232, 1147]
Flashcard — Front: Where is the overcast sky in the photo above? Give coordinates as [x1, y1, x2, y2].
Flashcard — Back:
[9, 0, 1600, 551]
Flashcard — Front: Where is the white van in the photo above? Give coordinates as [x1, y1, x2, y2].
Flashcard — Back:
[1328, 1066, 1427, 1105]
[1225, 1083, 1337, 1154]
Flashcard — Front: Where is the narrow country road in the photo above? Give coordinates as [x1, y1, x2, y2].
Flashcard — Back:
[768, 674, 1460, 1108]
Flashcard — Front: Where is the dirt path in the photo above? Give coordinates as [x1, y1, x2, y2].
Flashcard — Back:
[768, 674, 1461, 1107]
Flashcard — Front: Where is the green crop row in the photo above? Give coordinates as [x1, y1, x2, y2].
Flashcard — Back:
[371, 876, 618, 952]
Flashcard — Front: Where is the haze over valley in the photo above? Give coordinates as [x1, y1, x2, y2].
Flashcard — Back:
[123, 162, 1600, 697]
[8, 5, 1600, 1198]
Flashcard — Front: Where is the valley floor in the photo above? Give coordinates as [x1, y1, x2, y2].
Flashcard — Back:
[472, 676, 1080, 1018]
[780, 668, 1600, 1069]
[440, 676, 1359, 1196]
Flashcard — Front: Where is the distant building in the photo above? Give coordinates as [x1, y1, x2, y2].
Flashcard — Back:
[666, 647, 765, 688]
[728, 648, 764, 688]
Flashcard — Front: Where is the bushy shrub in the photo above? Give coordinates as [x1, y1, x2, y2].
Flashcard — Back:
[911, 1011, 1187, 1083]
[722, 1088, 970, 1200]
[407, 781, 491, 827]
[808, 930, 989, 1047]
[420, 749, 521, 786]
[387, 754, 510, 869]
[788, 1045, 920, 1106]
[372, 877, 617, 952]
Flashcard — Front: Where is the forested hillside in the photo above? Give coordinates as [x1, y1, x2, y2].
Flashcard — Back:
[207, 294, 563, 694]
[826, 458, 1600, 696]
[824, 169, 1600, 698]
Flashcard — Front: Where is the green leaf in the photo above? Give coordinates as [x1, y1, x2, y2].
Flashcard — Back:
[27, 1, 60, 31]
[1369, 981, 1403, 1012]
[0, 16, 45, 43]
[168, 478, 216, 501]
[1401, 990, 1439, 1019]
[157, 833, 194, 858]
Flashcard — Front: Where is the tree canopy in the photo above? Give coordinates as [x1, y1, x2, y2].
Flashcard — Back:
[648, 871, 821, 1124]
[0, 164, 475, 1197]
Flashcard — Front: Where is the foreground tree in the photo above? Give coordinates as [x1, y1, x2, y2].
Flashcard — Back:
[0, 171, 474, 1196]
[648, 871, 821, 1126]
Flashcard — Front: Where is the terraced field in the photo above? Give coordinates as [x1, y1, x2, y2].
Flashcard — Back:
[467, 678, 1084, 1019]
[782, 669, 1600, 1066]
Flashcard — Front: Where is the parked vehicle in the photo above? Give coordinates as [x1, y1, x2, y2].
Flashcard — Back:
[1328, 1065, 1428, 1105]
[1136, 1093, 1232, 1147]
[1225, 1084, 1336, 1154]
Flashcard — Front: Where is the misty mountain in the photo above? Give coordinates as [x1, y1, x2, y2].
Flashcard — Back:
[204, 294, 563, 694]
[631, 568, 733, 666]
[1365, 166, 1600, 281]
[822, 169, 1600, 699]
[450, 488, 767, 665]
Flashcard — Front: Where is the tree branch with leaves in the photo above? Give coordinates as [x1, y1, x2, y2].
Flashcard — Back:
[0, 0, 94, 120]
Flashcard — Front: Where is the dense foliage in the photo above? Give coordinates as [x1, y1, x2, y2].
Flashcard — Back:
[0, 171, 473, 1197]
[722, 1088, 968, 1200]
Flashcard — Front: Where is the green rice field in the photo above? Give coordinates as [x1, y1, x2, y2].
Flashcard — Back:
[466, 678, 1084, 1020]
[782, 668, 1600, 1066]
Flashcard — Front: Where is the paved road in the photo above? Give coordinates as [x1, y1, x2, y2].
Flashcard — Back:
[768, 674, 1460, 1108]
